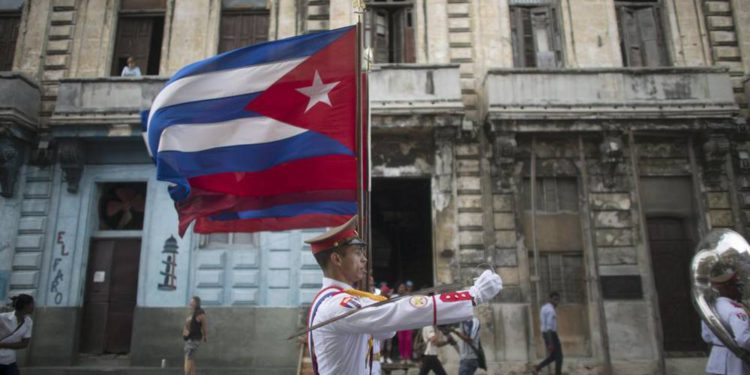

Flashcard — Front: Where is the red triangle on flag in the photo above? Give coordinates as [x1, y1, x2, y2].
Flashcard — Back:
[246, 27, 357, 152]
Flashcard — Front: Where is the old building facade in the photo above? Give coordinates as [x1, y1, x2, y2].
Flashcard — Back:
[1, 0, 749, 374]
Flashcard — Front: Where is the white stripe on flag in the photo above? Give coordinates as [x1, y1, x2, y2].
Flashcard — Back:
[158, 117, 307, 153]
[147, 58, 305, 127]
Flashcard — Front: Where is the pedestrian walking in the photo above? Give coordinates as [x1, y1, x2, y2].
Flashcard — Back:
[0, 294, 34, 375]
[534, 291, 562, 375]
[182, 296, 207, 375]
[418, 325, 448, 375]
[453, 317, 485, 375]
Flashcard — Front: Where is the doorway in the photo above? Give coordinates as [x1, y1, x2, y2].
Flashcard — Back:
[371, 178, 433, 291]
[80, 238, 142, 354]
[80, 182, 146, 354]
[647, 217, 702, 352]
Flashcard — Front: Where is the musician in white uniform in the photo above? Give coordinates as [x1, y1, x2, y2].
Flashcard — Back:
[704, 269, 750, 375]
[305, 217, 503, 375]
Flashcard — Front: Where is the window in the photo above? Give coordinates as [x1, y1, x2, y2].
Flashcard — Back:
[98, 183, 147, 230]
[0, 5, 22, 71]
[219, 9, 269, 53]
[533, 253, 586, 303]
[199, 232, 260, 249]
[364, 0, 415, 63]
[522, 177, 578, 212]
[510, 4, 562, 68]
[615, 1, 668, 67]
[110, 0, 166, 76]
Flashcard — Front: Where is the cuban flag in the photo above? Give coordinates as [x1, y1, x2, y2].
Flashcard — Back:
[144, 26, 361, 235]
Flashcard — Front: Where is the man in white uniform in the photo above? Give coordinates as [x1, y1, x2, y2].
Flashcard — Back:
[704, 270, 750, 375]
[305, 217, 503, 375]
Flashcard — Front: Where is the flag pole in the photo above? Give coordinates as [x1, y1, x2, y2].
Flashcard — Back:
[353, 0, 370, 292]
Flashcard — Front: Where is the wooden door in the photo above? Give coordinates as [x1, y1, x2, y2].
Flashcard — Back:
[0, 14, 20, 71]
[648, 217, 702, 351]
[111, 17, 154, 76]
[80, 239, 142, 354]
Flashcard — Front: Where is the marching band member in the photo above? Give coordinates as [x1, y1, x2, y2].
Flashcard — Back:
[705, 269, 750, 375]
[306, 217, 502, 375]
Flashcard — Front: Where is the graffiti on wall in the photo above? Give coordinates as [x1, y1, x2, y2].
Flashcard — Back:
[48, 231, 70, 305]
[158, 235, 178, 291]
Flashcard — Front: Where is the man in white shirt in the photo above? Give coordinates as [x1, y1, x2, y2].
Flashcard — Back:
[703, 269, 750, 375]
[534, 291, 562, 375]
[305, 217, 503, 375]
[0, 294, 34, 375]
[419, 325, 447, 375]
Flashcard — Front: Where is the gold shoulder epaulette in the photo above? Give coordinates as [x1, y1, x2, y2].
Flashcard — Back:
[344, 289, 388, 302]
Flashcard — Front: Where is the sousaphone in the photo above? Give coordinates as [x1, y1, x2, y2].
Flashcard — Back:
[691, 229, 750, 363]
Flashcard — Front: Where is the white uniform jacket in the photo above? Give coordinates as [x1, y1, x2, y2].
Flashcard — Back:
[705, 297, 750, 375]
[308, 277, 474, 375]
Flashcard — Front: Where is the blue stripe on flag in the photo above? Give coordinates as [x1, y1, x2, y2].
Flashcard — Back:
[210, 201, 357, 221]
[147, 92, 262, 154]
[156, 130, 354, 179]
[167, 26, 354, 85]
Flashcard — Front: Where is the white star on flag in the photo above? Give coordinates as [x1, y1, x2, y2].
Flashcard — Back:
[296, 70, 340, 113]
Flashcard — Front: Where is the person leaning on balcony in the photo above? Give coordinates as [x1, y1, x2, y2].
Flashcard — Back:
[121, 56, 142, 77]
[0, 294, 34, 375]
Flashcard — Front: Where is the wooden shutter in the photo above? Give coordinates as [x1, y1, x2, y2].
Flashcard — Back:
[111, 17, 154, 76]
[373, 9, 389, 63]
[511, 7, 536, 67]
[0, 13, 20, 71]
[635, 6, 666, 66]
[617, 4, 667, 67]
[219, 11, 269, 53]
[399, 7, 415, 63]
[530, 7, 557, 68]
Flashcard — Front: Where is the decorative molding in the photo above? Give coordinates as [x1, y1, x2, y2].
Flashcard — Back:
[599, 132, 624, 189]
[0, 135, 25, 198]
[493, 134, 518, 189]
[702, 134, 730, 187]
[57, 139, 84, 194]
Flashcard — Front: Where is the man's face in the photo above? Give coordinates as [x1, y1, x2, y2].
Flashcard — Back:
[551, 295, 560, 306]
[334, 245, 367, 285]
[717, 281, 744, 301]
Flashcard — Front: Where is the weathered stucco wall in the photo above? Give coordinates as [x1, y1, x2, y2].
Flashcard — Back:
[161, 0, 221, 75]
[68, 0, 117, 78]
[13, 0, 51, 79]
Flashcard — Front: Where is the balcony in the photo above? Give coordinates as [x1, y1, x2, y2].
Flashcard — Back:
[51, 65, 465, 134]
[51, 77, 167, 136]
[369, 64, 464, 128]
[484, 67, 738, 130]
[0, 72, 41, 140]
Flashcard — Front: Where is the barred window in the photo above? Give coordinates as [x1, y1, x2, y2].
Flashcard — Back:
[533, 253, 586, 304]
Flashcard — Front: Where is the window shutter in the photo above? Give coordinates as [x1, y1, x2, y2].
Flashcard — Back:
[617, 6, 643, 66]
[373, 9, 389, 63]
[111, 17, 154, 75]
[635, 6, 666, 66]
[219, 11, 269, 53]
[530, 7, 556, 68]
[401, 7, 415, 63]
[0, 14, 20, 71]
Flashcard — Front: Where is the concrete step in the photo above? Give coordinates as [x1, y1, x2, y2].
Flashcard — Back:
[25, 367, 292, 375]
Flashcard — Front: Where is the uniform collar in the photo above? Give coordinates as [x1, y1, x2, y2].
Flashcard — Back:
[322, 277, 353, 290]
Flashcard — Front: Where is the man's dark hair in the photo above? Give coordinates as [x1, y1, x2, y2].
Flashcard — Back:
[313, 246, 349, 270]
[549, 291, 560, 299]
[11, 294, 34, 311]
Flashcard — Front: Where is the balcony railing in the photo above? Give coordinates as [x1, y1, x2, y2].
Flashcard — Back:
[52, 77, 167, 129]
[484, 67, 738, 123]
[52, 65, 466, 131]
[0, 72, 41, 137]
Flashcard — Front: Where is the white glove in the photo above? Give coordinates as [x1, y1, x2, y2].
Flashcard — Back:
[469, 270, 503, 304]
